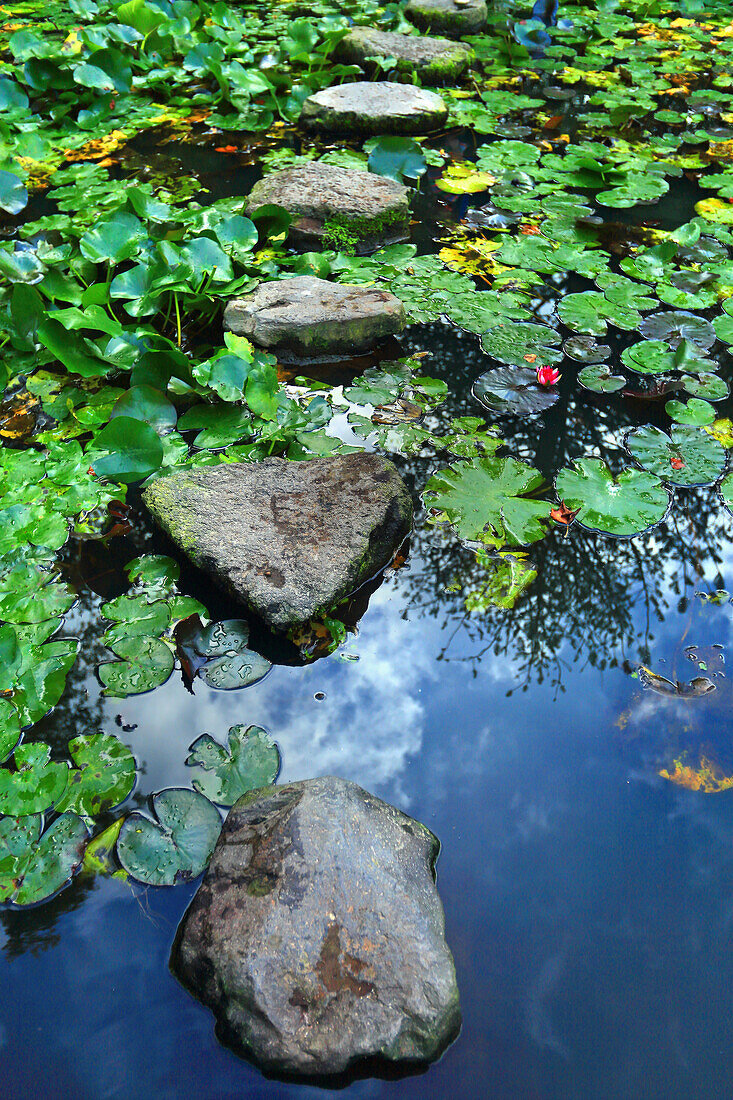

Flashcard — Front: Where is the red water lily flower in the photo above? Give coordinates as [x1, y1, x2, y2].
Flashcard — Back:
[536, 366, 561, 387]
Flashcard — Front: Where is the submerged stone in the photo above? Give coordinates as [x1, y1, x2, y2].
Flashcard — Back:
[245, 163, 410, 254]
[223, 275, 405, 360]
[300, 81, 448, 136]
[142, 454, 413, 633]
[171, 776, 461, 1077]
[405, 0, 488, 36]
[336, 27, 473, 83]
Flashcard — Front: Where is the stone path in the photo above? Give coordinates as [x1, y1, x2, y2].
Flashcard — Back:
[223, 275, 405, 360]
[300, 81, 448, 136]
[245, 162, 410, 253]
[143, 454, 413, 633]
[405, 0, 488, 36]
[172, 776, 461, 1076]
[337, 26, 473, 83]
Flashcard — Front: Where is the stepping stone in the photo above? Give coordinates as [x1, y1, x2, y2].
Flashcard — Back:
[405, 0, 488, 37]
[142, 455, 413, 633]
[300, 81, 448, 137]
[172, 776, 461, 1076]
[336, 27, 472, 83]
[245, 163, 410, 254]
[223, 275, 405, 361]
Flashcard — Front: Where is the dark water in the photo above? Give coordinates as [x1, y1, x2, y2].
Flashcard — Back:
[5, 139, 733, 1099]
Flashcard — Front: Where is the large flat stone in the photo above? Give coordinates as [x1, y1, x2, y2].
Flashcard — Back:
[142, 454, 413, 633]
[171, 776, 461, 1077]
[336, 27, 472, 83]
[245, 163, 410, 254]
[300, 81, 448, 136]
[223, 275, 405, 361]
[405, 0, 488, 36]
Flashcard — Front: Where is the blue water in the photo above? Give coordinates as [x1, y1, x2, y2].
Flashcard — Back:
[4, 462, 733, 1098]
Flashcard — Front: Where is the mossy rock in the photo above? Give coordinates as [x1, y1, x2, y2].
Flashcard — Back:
[336, 27, 473, 84]
[405, 0, 488, 37]
[300, 81, 448, 136]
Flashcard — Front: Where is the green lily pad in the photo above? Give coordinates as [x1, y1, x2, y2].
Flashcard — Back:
[423, 456, 551, 549]
[116, 788, 222, 886]
[0, 699, 21, 764]
[110, 386, 177, 435]
[625, 424, 726, 487]
[125, 555, 180, 587]
[578, 364, 626, 393]
[480, 322, 562, 367]
[472, 367, 558, 417]
[98, 635, 175, 697]
[718, 470, 733, 515]
[0, 813, 88, 906]
[563, 336, 611, 363]
[90, 416, 164, 484]
[0, 743, 69, 816]
[620, 340, 676, 375]
[681, 373, 728, 401]
[555, 458, 670, 537]
[191, 619, 272, 691]
[665, 397, 716, 425]
[55, 733, 136, 817]
[186, 724, 281, 806]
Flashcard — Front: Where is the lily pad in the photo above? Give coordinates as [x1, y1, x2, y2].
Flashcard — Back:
[116, 788, 222, 886]
[423, 456, 551, 549]
[638, 311, 716, 351]
[480, 322, 562, 367]
[472, 367, 559, 417]
[625, 424, 726, 487]
[620, 340, 675, 375]
[0, 743, 68, 816]
[665, 397, 716, 426]
[186, 725, 281, 806]
[555, 458, 670, 537]
[718, 470, 733, 515]
[563, 336, 611, 363]
[0, 698, 21, 764]
[98, 635, 175, 697]
[191, 619, 272, 691]
[681, 373, 728, 401]
[578, 364, 626, 393]
[0, 813, 88, 906]
[55, 733, 136, 817]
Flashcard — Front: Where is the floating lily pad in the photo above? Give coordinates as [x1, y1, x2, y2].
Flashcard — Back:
[639, 310, 716, 351]
[713, 313, 733, 344]
[0, 743, 68, 816]
[625, 424, 726, 487]
[125, 555, 180, 587]
[717, 469, 733, 515]
[555, 458, 670, 537]
[665, 397, 716, 425]
[116, 788, 222, 886]
[0, 698, 21, 764]
[638, 666, 716, 698]
[423, 456, 551, 549]
[578, 364, 626, 393]
[55, 733, 136, 817]
[563, 336, 611, 363]
[186, 725, 281, 806]
[681, 373, 728, 401]
[98, 635, 175, 697]
[472, 367, 559, 417]
[191, 619, 272, 691]
[620, 340, 675, 375]
[480, 322, 562, 367]
[0, 813, 88, 906]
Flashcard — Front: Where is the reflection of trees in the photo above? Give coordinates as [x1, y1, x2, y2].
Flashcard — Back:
[390, 320, 731, 694]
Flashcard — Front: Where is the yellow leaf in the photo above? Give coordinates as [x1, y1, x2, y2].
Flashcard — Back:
[436, 163, 497, 195]
[62, 29, 83, 54]
[695, 197, 733, 223]
[704, 417, 733, 448]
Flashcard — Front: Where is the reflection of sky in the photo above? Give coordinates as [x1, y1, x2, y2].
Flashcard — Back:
[5, 526, 733, 1099]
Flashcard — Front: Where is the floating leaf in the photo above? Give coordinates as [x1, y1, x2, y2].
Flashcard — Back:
[423, 456, 551, 549]
[0, 699, 21, 764]
[55, 733, 136, 817]
[638, 666, 716, 699]
[638, 311, 716, 351]
[472, 366, 558, 417]
[110, 386, 177, 435]
[620, 340, 676, 375]
[90, 417, 164, 483]
[186, 725, 281, 806]
[82, 819, 127, 879]
[555, 458, 670, 537]
[665, 397, 716, 426]
[125, 555, 180, 587]
[0, 743, 68, 816]
[0, 813, 88, 906]
[480, 322, 562, 367]
[626, 424, 726, 487]
[364, 136, 427, 182]
[116, 788, 222, 886]
[563, 336, 610, 363]
[682, 372, 728, 401]
[98, 635, 174, 697]
[578, 364, 626, 393]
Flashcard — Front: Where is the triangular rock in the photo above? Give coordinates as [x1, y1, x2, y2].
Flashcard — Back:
[142, 455, 413, 632]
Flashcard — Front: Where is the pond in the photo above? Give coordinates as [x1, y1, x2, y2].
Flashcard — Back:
[3, 0, 733, 1097]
